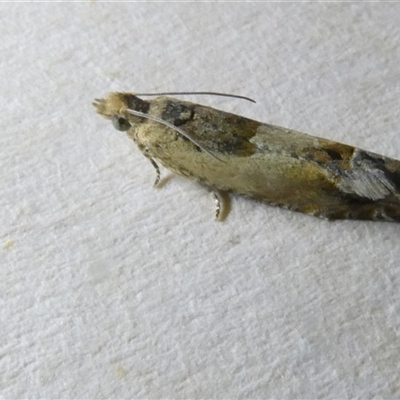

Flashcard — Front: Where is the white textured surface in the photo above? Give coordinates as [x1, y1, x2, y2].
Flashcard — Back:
[1, 3, 400, 398]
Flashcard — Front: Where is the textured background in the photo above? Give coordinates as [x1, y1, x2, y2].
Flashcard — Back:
[2, 2, 400, 398]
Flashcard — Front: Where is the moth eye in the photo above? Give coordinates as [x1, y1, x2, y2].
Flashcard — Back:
[111, 115, 131, 131]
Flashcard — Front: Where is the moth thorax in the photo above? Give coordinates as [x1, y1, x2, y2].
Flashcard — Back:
[126, 94, 150, 113]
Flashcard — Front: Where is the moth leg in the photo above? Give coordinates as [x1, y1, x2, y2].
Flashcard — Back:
[212, 191, 230, 221]
[213, 192, 222, 221]
[148, 157, 160, 187]
[136, 142, 161, 186]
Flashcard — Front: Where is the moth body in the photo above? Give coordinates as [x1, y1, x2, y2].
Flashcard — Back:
[94, 92, 400, 222]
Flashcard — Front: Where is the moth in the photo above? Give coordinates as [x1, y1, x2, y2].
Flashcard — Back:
[93, 91, 400, 222]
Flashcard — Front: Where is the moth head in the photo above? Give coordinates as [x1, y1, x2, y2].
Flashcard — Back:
[93, 92, 150, 124]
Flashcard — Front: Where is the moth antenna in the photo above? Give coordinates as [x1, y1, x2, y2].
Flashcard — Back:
[126, 108, 224, 162]
[135, 91, 256, 104]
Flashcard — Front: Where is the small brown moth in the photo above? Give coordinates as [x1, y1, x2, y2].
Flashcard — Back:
[94, 92, 400, 222]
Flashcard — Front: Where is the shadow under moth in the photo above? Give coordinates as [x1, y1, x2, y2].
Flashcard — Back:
[94, 91, 400, 222]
